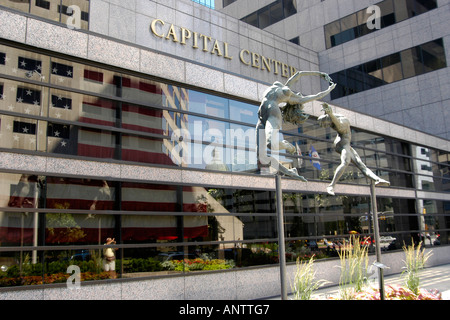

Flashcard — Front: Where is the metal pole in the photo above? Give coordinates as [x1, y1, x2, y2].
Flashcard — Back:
[275, 174, 288, 300]
[370, 181, 385, 300]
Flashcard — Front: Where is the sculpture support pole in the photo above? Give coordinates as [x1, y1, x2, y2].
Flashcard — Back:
[275, 174, 288, 300]
[370, 181, 385, 300]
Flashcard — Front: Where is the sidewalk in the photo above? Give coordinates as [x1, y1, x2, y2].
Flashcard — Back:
[267, 263, 450, 300]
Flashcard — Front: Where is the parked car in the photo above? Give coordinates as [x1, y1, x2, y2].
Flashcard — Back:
[379, 236, 396, 243]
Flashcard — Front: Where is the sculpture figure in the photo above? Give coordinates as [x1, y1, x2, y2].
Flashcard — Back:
[256, 71, 336, 180]
[318, 103, 390, 195]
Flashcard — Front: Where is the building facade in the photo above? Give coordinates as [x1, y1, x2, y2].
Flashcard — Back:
[0, 0, 449, 299]
[217, 0, 450, 140]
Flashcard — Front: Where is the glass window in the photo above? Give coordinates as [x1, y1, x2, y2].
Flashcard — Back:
[381, 53, 403, 83]
[400, 47, 423, 78]
[420, 38, 447, 73]
[0, 173, 42, 210]
[0, 0, 30, 14]
[346, 66, 366, 94]
[378, 0, 396, 28]
[339, 14, 359, 43]
[122, 103, 171, 136]
[283, 0, 297, 18]
[30, 0, 59, 23]
[223, 0, 237, 7]
[229, 100, 258, 124]
[414, 0, 438, 13]
[121, 76, 164, 106]
[364, 59, 384, 83]
[61, 0, 90, 27]
[331, 49, 420, 100]
[242, 12, 258, 28]
[0, 115, 42, 151]
[0, 45, 50, 82]
[258, 7, 271, 29]
[47, 89, 119, 125]
[122, 133, 175, 165]
[396, 0, 438, 21]
[324, 20, 341, 49]
[324, 0, 437, 48]
[270, 1, 284, 23]
[241, 0, 297, 30]
[49, 58, 122, 98]
[395, 0, 417, 22]
[289, 36, 300, 45]
[187, 90, 228, 119]
[0, 79, 48, 117]
[1, 0, 89, 30]
[356, 6, 373, 37]
[329, 70, 347, 99]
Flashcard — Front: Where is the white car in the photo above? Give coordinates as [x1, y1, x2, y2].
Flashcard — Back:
[379, 236, 396, 243]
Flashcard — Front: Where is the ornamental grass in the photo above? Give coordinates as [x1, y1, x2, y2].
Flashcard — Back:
[401, 241, 432, 295]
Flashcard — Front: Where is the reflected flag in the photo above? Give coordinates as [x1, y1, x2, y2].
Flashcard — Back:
[309, 145, 321, 170]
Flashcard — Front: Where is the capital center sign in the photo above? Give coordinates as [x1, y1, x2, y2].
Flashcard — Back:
[150, 18, 299, 79]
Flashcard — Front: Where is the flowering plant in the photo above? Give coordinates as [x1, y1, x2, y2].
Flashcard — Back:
[162, 258, 235, 272]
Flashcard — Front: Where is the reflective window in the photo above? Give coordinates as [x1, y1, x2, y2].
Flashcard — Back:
[395, 0, 438, 22]
[0, 0, 89, 30]
[339, 14, 359, 44]
[324, 0, 437, 49]
[223, 0, 237, 7]
[241, 0, 297, 29]
[421, 38, 447, 73]
[324, 20, 341, 49]
[0, 172, 449, 286]
[1, 42, 447, 194]
[191, 0, 215, 9]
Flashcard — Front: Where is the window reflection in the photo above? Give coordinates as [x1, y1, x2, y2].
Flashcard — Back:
[187, 90, 228, 118]
[330, 38, 447, 99]
[0, 173, 449, 286]
[324, 0, 437, 49]
[0, 45, 50, 82]
[229, 100, 258, 124]
[0, 43, 448, 190]
[241, 0, 297, 29]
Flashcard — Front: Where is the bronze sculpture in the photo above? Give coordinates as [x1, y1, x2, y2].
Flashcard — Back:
[256, 71, 336, 180]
